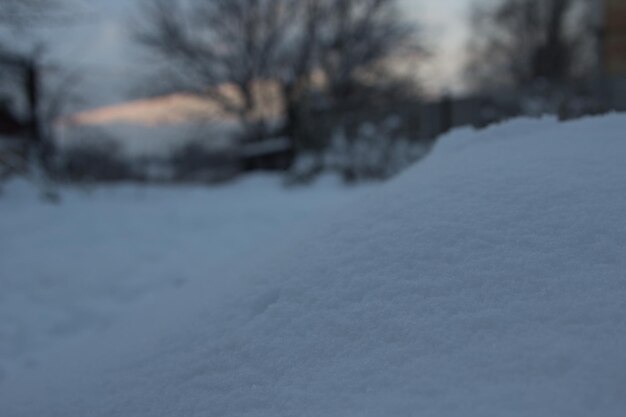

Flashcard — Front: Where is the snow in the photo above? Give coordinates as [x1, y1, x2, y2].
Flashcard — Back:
[2, 114, 626, 416]
[0, 175, 370, 376]
[56, 121, 239, 157]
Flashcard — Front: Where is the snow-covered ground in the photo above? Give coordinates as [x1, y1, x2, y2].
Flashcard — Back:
[0, 175, 373, 377]
[2, 115, 626, 416]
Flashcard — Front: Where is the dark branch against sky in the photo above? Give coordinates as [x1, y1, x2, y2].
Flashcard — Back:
[42, 0, 472, 107]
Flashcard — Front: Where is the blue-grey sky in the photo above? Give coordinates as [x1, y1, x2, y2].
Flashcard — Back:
[48, 0, 474, 108]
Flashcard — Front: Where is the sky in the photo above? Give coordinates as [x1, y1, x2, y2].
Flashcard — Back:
[401, 0, 474, 96]
[43, 0, 476, 109]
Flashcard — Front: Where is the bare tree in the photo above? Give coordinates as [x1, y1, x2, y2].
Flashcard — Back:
[318, 0, 419, 98]
[135, 0, 422, 150]
[0, 0, 76, 176]
[136, 0, 298, 136]
[284, 0, 422, 154]
[465, 0, 595, 91]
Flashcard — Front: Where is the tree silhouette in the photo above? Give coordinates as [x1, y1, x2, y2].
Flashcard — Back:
[465, 0, 595, 90]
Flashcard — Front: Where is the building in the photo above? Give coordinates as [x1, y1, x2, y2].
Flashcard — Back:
[604, 0, 626, 75]
[600, 0, 626, 110]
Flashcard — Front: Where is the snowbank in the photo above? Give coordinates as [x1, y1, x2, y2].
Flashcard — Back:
[0, 175, 368, 375]
[2, 115, 626, 416]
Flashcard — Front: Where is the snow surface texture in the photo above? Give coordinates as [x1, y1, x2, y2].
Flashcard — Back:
[2, 115, 626, 416]
[0, 175, 370, 376]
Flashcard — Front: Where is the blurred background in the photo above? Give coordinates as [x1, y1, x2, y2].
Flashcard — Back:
[1, 0, 625, 187]
[1, 0, 626, 381]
